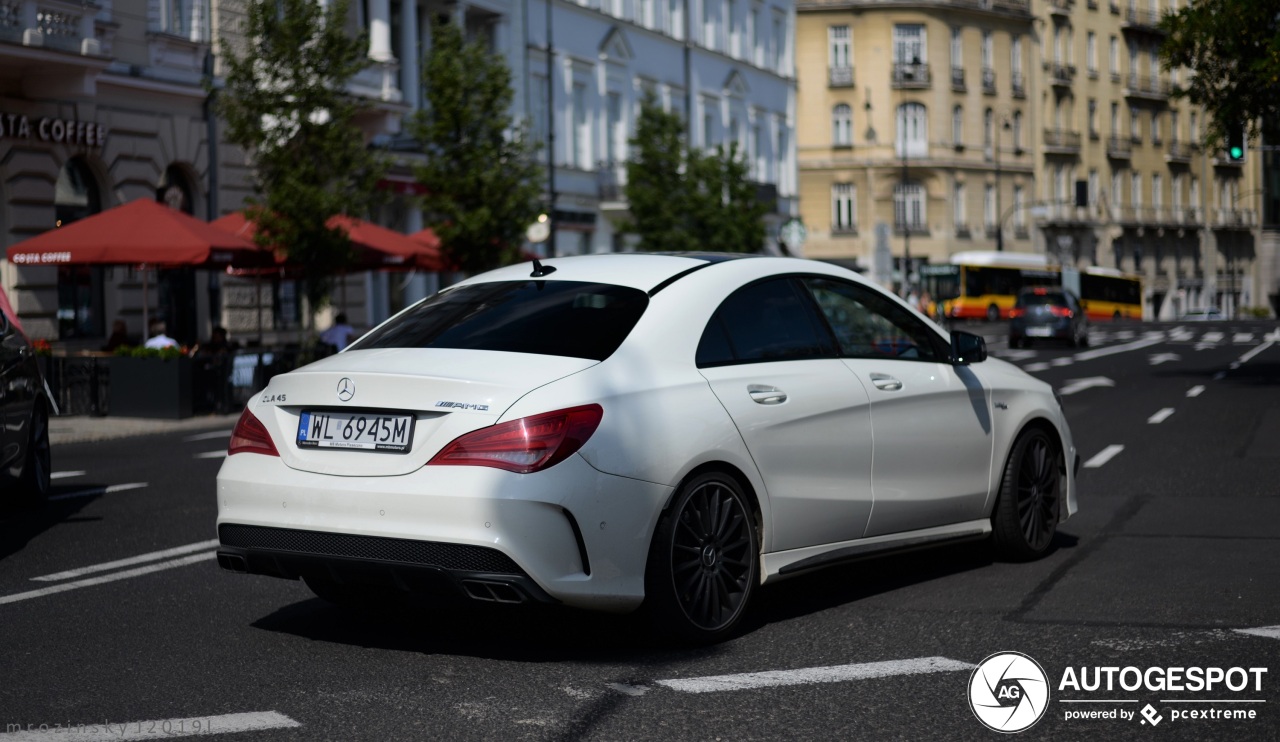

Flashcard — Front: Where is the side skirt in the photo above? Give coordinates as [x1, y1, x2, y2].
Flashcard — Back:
[761, 520, 992, 582]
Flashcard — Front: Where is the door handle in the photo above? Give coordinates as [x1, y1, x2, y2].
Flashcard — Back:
[870, 373, 903, 392]
[747, 384, 787, 405]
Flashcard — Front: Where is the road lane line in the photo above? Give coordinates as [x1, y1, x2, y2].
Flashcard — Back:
[0, 552, 215, 606]
[1083, 445, 1124, 469]
[195, 450, 228, 459]
[50, 471, 85, 480]
[1186, 386, 1205, 398]
[1024, 362, 1050, 372]
[183, 429, 233, 442]
[31, 539, 221, 582]
[1147, 408, 1175, 424]
[1073, 334, 1165, 362]
[1236, 341, 1274, 366]
[0, 711, 299, 741]
[1235, 626, 1280, 641]
[652, 657, 974, 694]
[48, 483, 148, 502]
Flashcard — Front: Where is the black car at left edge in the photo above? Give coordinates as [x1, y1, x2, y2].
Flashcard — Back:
[1, 286, 52, 504]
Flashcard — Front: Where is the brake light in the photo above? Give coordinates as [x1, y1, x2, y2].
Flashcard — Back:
[228, 407, 280, 456]
[1008, 308, 1025, 318]
[1049, 306, 1073, 318]
[428, 404, 604, 474]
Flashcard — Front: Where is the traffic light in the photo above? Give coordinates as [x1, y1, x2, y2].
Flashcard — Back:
[1227, 123, 1245, 162]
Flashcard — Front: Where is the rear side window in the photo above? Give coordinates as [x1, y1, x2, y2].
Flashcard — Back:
[696, 278, 836, 367]
[354, 281, 649, 361]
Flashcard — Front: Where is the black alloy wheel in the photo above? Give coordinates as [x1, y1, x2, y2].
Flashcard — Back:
[993, 427, 1060, 560]
[646, 472, 758, 643]
[20, 402, 51, 500]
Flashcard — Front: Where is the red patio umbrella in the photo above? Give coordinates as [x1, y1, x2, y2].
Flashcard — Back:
[6, 198, 269, 335]
[212, 211, 444, 272]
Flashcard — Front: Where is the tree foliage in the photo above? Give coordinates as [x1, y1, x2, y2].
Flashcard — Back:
[623, 94, 768, 253]
[216, 0, 386, 307]
[408, 19, 544, 276]
[1159, 0, 1280, 144]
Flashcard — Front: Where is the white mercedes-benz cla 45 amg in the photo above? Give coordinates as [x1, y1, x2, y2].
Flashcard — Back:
[216, 253, 1079, 642]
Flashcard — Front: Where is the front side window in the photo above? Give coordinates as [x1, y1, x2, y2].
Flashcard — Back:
[696, 278, 835, 367]
[355, 281, 649, 361]
[804, 278, 944, 362]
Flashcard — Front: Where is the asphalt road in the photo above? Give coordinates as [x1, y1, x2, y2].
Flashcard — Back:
[2, 319, 1279, 741]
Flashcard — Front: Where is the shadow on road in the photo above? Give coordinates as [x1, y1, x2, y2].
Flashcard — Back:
[0, 487, 104, 562]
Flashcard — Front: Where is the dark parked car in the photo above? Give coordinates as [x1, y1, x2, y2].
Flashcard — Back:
[1009, 287, 1089, 348]
[0, 287, 51, 503]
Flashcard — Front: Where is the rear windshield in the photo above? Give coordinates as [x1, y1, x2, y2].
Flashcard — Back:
[352, 280, 649, 361]
[1017, 291, 1068, 307]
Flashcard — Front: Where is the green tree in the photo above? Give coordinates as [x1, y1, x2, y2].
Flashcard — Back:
[1159, 0, 1280, 143]
[624, 94, 767, 252]
[408, 18, 544, 275]
[216, 0, 386, 307]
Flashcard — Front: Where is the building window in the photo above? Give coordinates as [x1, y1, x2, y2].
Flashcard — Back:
[832, 183, 856, 231]
[1014, 184, 1026, 229]
[1132, 171, 1142, 210]
[1109, 36, 1119, 76]
[703, 106, 717, 148]
[606, 91, 624, 165]
[984, 108, 994, 149]
[1153, 173, 1163, 211]
[753, 118, 765, 179]
[954, 181, 967, 228]
[1112, 171, 1124, 209]
[832, 104, 852, 147]
[951, 27, 962, 68]
[1110, 102, 1120, 136]
[703, 0, 718, 51]
[1088, 169, 1099, 206]
[952, 105, 964, 147]
[772, 11, 786, 72]
[640, 0, 654, 27]
[829, 25, 850, 69]
[1172, 174, 1183, 212]
[1012, 111, 1023, 149]
[572, 82, 591, 168]
[1190, 111, 1199, 141]
[726, 0, 738, 56]
[893, 24, 925, 64]
[751, 3, 762, 65]
[1086, 32, 1097, 73]
[1170, 110, 1180, 142]
[894, 181, 926, 229]
[1130, 107, 1140, 141]
[670, 0, 684, 39]
[1151, 111, 1162, 144]
[160, 0, 209, 41]
[1012, 36, 1023, 77]
[981, 31, 993, 69]
[1088, 99, 1098, 137]
[530, 74, 549, 163]
[896, 102, 927, 158]
[984, 183, 996, 229]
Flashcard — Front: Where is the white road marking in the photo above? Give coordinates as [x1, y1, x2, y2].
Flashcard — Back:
[0, 552, 215, 606]
[1074, 334, 1164, 362]
[1236, 626, 1280, 641]
[607, 683, 650, 697]
[50, 471, 85, 480]
[1050, 357, 1074, 367]
[31, 539, 221, 582]
[1194, 342, 1218, 351]
[1083, 445, 1125, 469]
[1203, 331, 1225, 343]
[1236, 341, 1275, 366]
[652, 657, 974, 694]
[1148, 352, 1181, 365]
[48, 483, 148, 502]
[1267, 329, 1280, 342]
[1024, 362, 1051, 372]
[1148, 408, 1175, 424]
[998, 349, 1038, 361]
[0, 711, 299, 741]
[183, 429, 233, 442]
[1213, 371, 1227, 380]
[195, 450, 228, 459]
[1233, 333, 1255, 344]
[1186, 386, 1205, 398]
[1113, 330, 1136, 341]
[1059, 377, 1115, 396]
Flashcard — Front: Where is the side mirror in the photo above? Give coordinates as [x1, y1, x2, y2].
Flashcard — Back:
[950, 330, 987, 365]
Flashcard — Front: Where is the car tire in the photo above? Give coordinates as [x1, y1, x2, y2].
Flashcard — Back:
[1009, 336, 1022, 349]
[987, 304, 1000, 323]
[19, 402, 51, 501]
[992, 426, 1060, 561]
[645, 471, 758, 644]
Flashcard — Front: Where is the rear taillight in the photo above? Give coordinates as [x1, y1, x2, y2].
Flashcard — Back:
[1049, 306, 1073, 318]
[1008, 308, 1025, 318]
[228, 407, 280, 457]
[428, 404, 603, 474]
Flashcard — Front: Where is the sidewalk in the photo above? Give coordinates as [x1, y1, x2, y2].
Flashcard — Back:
[50, 412, 242, 446]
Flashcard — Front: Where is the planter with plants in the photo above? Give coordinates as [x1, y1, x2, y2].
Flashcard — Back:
[108, 345, 194, 419]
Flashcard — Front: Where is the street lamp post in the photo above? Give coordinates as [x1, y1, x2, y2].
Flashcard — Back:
[544, 0, 557, 258]
[994, 117, 1011, 252]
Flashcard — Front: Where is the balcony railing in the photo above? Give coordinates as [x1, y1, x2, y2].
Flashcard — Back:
[981, 67, 996, 94]
[829, 65, 855, 88]
[951, 65, 966, 91]
[598, 161, 626, 202]
[0, 0, 101, 54]
[1213, 208, 1256, 228]
[893, 223, 930, 236]
[892, 62, 931, 89]
[1123, 6, 1164, 33]
[1049, 0, 1071, 16]
[956, 225, 972, 239]
[1050, 63, 1075, 87]
[1107, 136, 1133, 158]
[1124, 73, 1170, 101]
[1044, 128, 1082, 153]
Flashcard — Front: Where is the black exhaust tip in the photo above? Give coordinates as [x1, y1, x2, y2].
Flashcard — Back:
[217, 552, 248, 573]
[461, 580, 526, 604]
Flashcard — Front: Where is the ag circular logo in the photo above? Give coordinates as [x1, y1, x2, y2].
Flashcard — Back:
[968, 652, 1050, 733]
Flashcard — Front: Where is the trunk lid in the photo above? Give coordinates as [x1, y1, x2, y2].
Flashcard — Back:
[254, 348, 596, 476]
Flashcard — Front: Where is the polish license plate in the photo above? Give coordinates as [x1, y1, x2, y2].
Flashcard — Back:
[1026, 327, 1053, 337]
[297, 410, 415, 452]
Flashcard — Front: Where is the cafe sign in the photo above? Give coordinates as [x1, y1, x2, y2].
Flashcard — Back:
[1, 112, 108, 147]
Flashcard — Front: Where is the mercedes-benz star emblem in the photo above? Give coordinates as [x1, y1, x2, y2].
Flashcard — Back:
[336, 377, 355, 402]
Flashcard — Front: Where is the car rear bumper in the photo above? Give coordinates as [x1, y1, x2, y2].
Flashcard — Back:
[215, 452, 673, 612]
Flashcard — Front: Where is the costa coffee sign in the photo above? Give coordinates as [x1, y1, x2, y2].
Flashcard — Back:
[1, 113, 108, 147]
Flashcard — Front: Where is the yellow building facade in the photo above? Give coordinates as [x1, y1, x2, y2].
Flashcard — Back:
[797, 0, 1264, 319]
